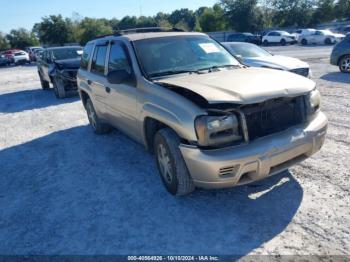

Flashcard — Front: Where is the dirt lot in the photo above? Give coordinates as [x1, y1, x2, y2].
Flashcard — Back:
[0, 45, 349, 256]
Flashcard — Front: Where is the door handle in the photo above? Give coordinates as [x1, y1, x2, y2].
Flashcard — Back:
[87, 80, 92, 85]
[105, 87, 111, 93]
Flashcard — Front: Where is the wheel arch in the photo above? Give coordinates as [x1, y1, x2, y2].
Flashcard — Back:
[143, 116, 192, 154]
[337, 54, 350, 65]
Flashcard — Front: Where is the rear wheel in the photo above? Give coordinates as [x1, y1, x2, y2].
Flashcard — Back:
[339, 55, 350, 73]
[85, 98, 111, 134]
[301, 39, 308, 45]
[280, 39, 286, 46]
[154, 128, 195, 196]
[39, 72, 50, 90]
[52, 76, 66, 99]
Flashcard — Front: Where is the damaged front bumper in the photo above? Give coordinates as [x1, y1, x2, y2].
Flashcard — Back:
[180, 111, 328, 189]
[59, 71, 78, 91]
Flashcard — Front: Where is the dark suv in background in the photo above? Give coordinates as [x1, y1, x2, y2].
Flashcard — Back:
[226, 33, 262, 45]
[37, 46, 83, 98]
[331, 34, 350, 73]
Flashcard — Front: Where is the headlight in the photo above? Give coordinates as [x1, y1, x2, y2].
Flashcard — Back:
[195, 114, 242, 147]
[307, 89, 321, 116]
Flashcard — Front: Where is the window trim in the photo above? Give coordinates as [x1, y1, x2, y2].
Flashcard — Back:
[107, 40, 136, 87]
[90, 42, 109, 76]
[81, 43, 95, 71]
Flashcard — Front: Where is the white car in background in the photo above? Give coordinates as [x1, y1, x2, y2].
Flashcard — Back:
[222, 42, 311, 78]
[300, 30, 345, 45]
[13, 51, 30, 65]
[292, 28, 316, 41]
[262, 31, 297, 46]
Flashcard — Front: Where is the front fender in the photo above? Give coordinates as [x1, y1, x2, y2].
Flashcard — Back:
[141, 103, 198, 143]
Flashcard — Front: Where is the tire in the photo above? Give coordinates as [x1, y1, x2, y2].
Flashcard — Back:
[39, 72, 50, 90]
[301, 39, 308, 45]
[280, 39, 286, 46]
[339, 55, 350, 73]
[52, 76, 66, 99]
[325, 38, 332, 45]
[154, 128, 195, 196]
[85, 98, 111, 134]
[263, 40, 269, 46]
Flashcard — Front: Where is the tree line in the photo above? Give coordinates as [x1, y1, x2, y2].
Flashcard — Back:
[1, 0, 349, 50]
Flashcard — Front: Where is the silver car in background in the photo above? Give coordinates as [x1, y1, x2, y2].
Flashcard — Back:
[222, 42, 311, 77]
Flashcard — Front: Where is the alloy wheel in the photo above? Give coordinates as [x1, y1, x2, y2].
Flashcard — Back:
[157, 143, 173, 184]
[340, 58, 350, 73]
[87, 103, 97, 129]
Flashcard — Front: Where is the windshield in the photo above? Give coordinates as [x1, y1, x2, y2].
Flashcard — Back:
[52, 48, 82, 60]
[224, 43, 271, 58]
[133, 36, 239, 78]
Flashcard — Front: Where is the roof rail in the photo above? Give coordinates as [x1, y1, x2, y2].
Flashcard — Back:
[93, 27, 185, 40]
[118, 27, 185, 34]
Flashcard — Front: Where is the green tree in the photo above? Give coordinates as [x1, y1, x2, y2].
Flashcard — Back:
[79, 18, 113, 45]
[33, 15, 74, 45]
[199, 4, 228, 32]
[169, 9, 196, 30]
[136, 16, 157, 27]
[6, 28, 39, 49]
[118, 16, 138, 30]
[271, 0, 315, 27]
[220, 0, 264, 32]
[335, 0, 350, 20]
[0, 32, 10, 51]
[311, 0, 336, 25]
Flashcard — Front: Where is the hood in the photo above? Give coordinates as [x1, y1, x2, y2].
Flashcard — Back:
[54, 58, 81, 69]
[155, 67, 315, 104]
[242, 55, 309, 71]
[334, 33, 345, 38]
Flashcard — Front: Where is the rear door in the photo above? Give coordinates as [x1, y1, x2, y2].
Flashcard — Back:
[87, 41, 110, 118]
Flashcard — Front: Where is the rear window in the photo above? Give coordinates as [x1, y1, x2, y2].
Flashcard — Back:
[91, 45, 108, 75]
[81, 43, 94, 70]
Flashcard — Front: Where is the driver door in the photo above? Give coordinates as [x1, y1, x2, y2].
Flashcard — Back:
[105, 41, 140, 142]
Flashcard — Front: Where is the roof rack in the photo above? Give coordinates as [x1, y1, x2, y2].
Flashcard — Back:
[93, 27, 185, 40]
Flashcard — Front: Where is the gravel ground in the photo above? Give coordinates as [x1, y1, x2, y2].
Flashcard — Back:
[0, 45, 349, 257]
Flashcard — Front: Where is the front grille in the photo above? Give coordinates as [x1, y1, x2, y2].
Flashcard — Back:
[290, 68, 309, 77]
[242, 96, 306, 141]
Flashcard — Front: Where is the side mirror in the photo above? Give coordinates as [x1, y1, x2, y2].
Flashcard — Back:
[107, 70, 132, 84]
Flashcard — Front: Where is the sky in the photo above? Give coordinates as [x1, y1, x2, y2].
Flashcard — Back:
[0, 0, 217, 33]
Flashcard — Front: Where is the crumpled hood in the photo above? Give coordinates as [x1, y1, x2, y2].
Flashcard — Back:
[243, 55, 309, 71]
[156, 67, 315, 104]
[54, 58, 81, 69]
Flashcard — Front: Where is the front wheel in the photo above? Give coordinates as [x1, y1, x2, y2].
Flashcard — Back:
[263, 40, 269, 46]
[325, 38, 332, 45]
[339, 55, 350, 73]
[301, 39, 308, 45]
[52, 76, 66, 99]
[154, 128, 195, 196]
[39, 72, 50, 90]
[280, 39, 286, 46]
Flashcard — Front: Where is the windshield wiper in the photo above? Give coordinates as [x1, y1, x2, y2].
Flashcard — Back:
[149, 69, 200, 78]
[198, 64, 241, 72]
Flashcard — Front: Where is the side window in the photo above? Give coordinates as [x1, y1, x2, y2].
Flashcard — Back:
[91, 45, 108, 75]
[108, 43, 131, 73]
[268, 32, 275, 36]
[275, 32, 281, 36]
[81, 43, 94, 70]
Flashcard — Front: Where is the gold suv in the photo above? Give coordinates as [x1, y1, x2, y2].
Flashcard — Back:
[77, 28, 328, 196]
